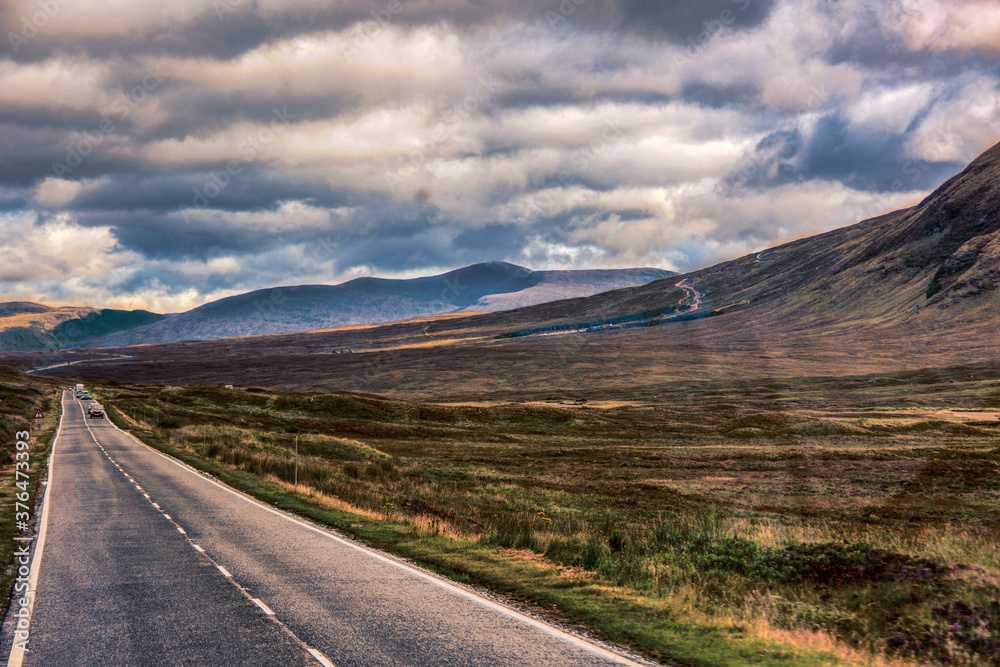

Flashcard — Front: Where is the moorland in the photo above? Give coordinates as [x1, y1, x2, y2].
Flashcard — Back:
[75, 364, 1000, 666]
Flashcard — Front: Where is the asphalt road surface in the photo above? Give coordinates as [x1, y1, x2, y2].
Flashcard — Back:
[8, 391, 651, 666]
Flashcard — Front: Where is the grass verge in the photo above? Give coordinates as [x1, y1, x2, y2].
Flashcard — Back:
[0, 372, 61, 619]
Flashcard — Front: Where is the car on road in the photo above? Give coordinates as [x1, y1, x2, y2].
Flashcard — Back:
[88, 407, 104, 419]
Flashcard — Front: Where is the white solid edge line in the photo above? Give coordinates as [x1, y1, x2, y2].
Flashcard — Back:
[307, 648, 336, 667]
[6, 390, 66, 667]
[251, 598, 275, 616]
[104, 415, 644, 666]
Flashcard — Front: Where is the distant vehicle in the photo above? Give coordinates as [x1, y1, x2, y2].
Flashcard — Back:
[75, 384, 84, 391]
[88, 407, 104, 419]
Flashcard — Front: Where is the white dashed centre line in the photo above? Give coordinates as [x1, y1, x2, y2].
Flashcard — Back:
[251, 598, 275, 616]
[75, 399, 345, 667]
[308, 648, 337, 667]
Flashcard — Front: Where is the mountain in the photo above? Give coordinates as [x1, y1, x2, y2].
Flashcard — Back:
[10, 140, 999, 392]
[91, 263, 674, 346]
[484, 139, 1000, 332]
[0, 306, 166, 352]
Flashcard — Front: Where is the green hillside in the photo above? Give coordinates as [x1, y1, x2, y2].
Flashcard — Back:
[0, 306, 166, 352]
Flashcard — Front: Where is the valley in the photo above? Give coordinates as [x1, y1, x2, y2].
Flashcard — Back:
[1, 141, 999, 666]
[70, 366, 1000, 666]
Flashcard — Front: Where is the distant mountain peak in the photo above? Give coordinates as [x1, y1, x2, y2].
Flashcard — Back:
[441, 261, 533, 280]
[482, 260, 532, 273]
[84, 263, 675, 347]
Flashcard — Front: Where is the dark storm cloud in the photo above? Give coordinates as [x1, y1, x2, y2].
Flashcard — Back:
[0, 106, 108, 133]
[335, 232, 456, 273]
[725, 112, 966, 194]
[2, 1, 509, 64]
[77, 199, 448, 265]
[615, 0, 777, 42]
[77, 208, 320, 261]
[494, 85, 604, 110]
[2, 0, 777, 65]
[0, 95, 358, 192]
[452, 222, 524, 257]
[3, 4, 353, 63]
[0, 125, 107, 186]
[331, 212, 601, 274]
[116, 267, 246, 298]
[494, 83, 675, 111]
[65, 169, 352, 214]
[680, 81, 760, 108]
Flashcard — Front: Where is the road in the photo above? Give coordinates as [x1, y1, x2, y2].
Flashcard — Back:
[674, 279, 705, 313]
[7, 391, 651, 666]
[26, 354, 133, 375]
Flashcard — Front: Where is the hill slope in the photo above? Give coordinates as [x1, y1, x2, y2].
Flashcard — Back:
[93, 263, 673, 346]
[0, 306, 166, 352]
[488, 139, 1000, 331]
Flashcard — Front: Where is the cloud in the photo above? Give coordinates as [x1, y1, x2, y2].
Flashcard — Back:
[0, 210, 134, 286]
[33, 178, 84, 207]
[0, 0, 999, 310]
[615, 0, 778, 42]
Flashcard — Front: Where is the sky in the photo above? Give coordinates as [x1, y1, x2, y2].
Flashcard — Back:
[1, 0, 999, 313]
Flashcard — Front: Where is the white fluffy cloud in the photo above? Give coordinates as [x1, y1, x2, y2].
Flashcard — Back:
[0, 211, 136, 300]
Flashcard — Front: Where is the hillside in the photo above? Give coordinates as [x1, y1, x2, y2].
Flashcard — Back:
[482, 139, 1000, 330]
[92, 263, 672, 346]
[0, 306, 165, 352]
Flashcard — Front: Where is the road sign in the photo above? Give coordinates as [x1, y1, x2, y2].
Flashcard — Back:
[33, 409, 43, 426]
